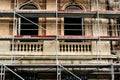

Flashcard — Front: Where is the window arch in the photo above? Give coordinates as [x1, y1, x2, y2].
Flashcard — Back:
[20, 3, 38, 9]
[65, 3, 82, 10]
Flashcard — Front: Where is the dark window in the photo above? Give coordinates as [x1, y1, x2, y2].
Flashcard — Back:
[117, 19, 120, 36]
[19, 4, 38, 42]
[20, 18, 38, 35]
[64, 17, 82, 36]
[19, 4, 38, 36]
[64, 3, 83, 42]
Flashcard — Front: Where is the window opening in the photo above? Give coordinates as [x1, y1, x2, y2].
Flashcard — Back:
[64, 3, 84, 42]
[117, 19, 120, 36]
[18, 3, 38, 42]
[20, 18, 38, 35]
[64, 17, 82, 36]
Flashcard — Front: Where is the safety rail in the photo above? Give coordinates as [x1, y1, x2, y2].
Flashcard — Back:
[59, 42, 91, 52]
[10, 42, 43, 52]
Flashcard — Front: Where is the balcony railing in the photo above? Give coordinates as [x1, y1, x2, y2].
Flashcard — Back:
[10, 42, 43, 52]
[59, 42, 92, 52]
[10, 41, 92, 54]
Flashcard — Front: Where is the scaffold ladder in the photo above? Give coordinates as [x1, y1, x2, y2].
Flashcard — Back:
[0, 65, 5, 80]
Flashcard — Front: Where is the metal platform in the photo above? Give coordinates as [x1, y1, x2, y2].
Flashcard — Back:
[0, 10, 120, 18]
[3, 63, 120, 68]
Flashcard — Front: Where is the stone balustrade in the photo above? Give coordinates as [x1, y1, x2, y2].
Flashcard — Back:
[10, 42, 43, 52]
[59, 42, 91, 52]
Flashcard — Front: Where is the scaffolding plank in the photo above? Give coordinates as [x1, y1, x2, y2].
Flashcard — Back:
[3, 64, 120, 68]
[0, 10, 120, 18]
[0, 55, 116, 60]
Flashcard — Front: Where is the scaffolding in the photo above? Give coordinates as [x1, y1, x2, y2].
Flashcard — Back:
[0, 0, 120, 80]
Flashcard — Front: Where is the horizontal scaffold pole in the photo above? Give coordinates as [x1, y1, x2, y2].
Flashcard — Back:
[0, 36, 120, 41]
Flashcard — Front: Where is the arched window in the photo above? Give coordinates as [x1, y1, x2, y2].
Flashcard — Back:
[64, 3, 83, 36]
[64, 3, 84, 41]
[20, 4, 37, 9]
[18, 3, 38, 36]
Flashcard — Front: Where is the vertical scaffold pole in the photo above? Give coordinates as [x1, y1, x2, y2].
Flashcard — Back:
[0, 65, 5, 80]
[3, 66, 5, 80]
[56, 0, 60, 80]
[11, 0, 17, 64]
[111, 61, 114, 80]
[96, 0, 101, 63]
[1, 65, 3, 80]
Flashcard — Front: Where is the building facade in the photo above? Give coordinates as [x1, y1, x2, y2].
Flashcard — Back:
[0, 0, 120, 80]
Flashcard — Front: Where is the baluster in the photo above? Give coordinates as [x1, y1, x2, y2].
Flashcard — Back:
[74, 44, 76, 52]
[33, 44, 35, 51]
[13, 44, 17, 51]
[33, 44, 35, 52]
[64, 44, 67, 52]
[23, 44, 25, 52]
[59, 44, 62, 52]
[26, 43, 28, 52]
[61, 44, 64, 52]
[16, 44, 18, 51]
[36, 44, 38, 51]
[29, 44, 31, 52]
[28, 44, 30, 51]
[87, 45, 89, 52]
[39, 44, 41, 52]
[63, 44, 65, 52]
[71, 44, 73, 52]
[81, 45, 83, 52]
[36, 44, 38, 52]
